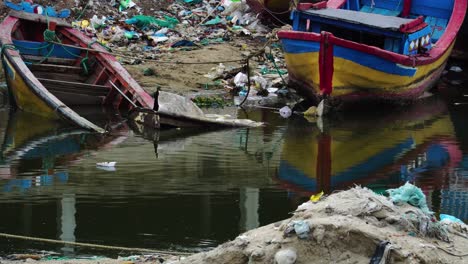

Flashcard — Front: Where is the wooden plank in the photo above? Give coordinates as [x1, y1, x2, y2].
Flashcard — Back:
[37, 78, 110, 96]
[303, 8, 413, 31]
[29, 63, 83, 74]
[8, 10, 72, 27]
[22, 55, 76, 65]
[37, 77, 109, 90]
[46, 85, 109, 96]
[50, 90, 104, 105]
[32, 71, 88, 82]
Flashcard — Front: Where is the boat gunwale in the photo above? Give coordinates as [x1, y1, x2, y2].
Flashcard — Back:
[278, 0, 467, 67]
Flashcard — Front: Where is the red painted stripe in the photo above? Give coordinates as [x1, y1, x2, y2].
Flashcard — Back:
[326, 0, 347, 9]
[399, 16, 426, 33]
[297, 2, 327, 11]
[319, 32, 333, 95]
[277, 31, 321, 41]
[401, 0, 411, 17]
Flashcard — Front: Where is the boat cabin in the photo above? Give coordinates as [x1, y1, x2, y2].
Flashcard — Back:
[292, 0, 454, 55]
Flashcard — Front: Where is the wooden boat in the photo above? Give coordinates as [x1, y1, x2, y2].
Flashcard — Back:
[0, 10, 262, 132]
[277, 0, 468, 103]
[0, 10, 158, 133]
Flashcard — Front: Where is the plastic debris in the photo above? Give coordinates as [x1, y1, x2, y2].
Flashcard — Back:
[171, 40, 196, 47]
[304, 106, 318, 116]
[440, 214, 464, 224]
[386, 182, 431, 214]
[97, 162, 117, 167]
[203, 16, 222, 26]
[279, 106, 292, 118]
[310, 191, 324, 202]
[233, 72, 248, 87]
[119, 0, 136, 12]
[370, 241, 393, 264]
[449, 66, 463, 72]
[293, 220, 310, 239]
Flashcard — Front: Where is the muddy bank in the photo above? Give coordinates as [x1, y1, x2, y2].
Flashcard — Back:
[172, 186, 468, 264]
[1, 186, 467, 264]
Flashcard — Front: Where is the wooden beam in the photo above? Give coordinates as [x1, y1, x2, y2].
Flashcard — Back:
[29, 63, 83, 74]
[22, 55, 76, 65]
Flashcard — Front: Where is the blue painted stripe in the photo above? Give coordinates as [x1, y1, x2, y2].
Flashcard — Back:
[278, 160, 317, 191]
[281, 39, 320, 54]
[334, 46, 417, 76]
[278, 138, 414, 192]
[280, 38, 417, 76]
[13, 40, 81, 59]
[330, 138, 415, 185]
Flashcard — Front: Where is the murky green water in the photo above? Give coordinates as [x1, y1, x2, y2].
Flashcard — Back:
[0, 91, 467, 257]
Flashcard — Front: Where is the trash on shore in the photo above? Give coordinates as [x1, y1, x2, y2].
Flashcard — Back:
[174, 184, 468, 264]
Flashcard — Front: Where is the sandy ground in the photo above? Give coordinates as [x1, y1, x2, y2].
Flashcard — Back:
[122, 40, 258, 96]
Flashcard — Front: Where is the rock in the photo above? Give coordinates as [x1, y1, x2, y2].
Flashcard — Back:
[143, 67, 156, 76]
[274, 248, 297, 264]
[249, 248, 265, 261]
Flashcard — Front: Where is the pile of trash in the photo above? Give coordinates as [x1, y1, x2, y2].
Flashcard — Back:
[64, 0, 271, 56]
[64, 0, 290, 103]
[174, 183, 468, 264]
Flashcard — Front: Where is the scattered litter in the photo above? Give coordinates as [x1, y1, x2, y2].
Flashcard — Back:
[440, 214, 464, 224]
[387, 182, 431, 214]
[449, 66, 463, 72]
[233, 72, 248, 87]
[293, 220, 310, 239]
[310, 191, 324, 202]
[279, 106, 292, 118]
[97, 162, 117, 167]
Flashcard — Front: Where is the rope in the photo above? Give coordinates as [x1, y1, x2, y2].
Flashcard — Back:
[75, 1, 90, 21]
[267, 47, 287, 87]
[237, 58, 251, 107]
[0, 232, 192, 256]
[436, 245, 468, 257]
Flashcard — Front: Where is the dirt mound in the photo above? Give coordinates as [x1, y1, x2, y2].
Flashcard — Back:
[174, 186, 468, 264]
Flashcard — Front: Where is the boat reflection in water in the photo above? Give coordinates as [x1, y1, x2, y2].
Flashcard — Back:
[277, 97, 465, 218]
[0, 109, 129, 192]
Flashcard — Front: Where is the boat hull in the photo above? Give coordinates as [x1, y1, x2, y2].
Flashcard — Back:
[2, 53, 60, 119]
[280, 33, 453, 102]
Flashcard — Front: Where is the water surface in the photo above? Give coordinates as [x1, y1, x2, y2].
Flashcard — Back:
[0, 92, 467, 257]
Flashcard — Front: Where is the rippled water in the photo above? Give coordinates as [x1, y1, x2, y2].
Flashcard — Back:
[0, 92, 467, 257]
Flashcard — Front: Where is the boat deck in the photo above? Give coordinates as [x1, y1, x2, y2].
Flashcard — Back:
[302, 8, 414, 31]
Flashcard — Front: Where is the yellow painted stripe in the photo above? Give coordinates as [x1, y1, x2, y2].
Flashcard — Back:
[281, 115, 455, 178]
[283, 44, 453, 97]
[6, 61, 59, 119]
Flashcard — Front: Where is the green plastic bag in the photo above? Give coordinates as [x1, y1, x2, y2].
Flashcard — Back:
[386, 182, 431, 214]
[203, 16, 222, 26]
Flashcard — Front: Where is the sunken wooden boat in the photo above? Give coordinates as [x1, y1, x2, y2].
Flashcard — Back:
[0, 11, 262, 132]
[278, 0, 468, 103]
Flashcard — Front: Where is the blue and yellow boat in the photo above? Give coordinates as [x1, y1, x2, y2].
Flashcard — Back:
[278, 0, 467, 102]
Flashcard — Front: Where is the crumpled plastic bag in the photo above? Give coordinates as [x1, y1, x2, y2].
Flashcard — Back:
[386, 182, 431, 214]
